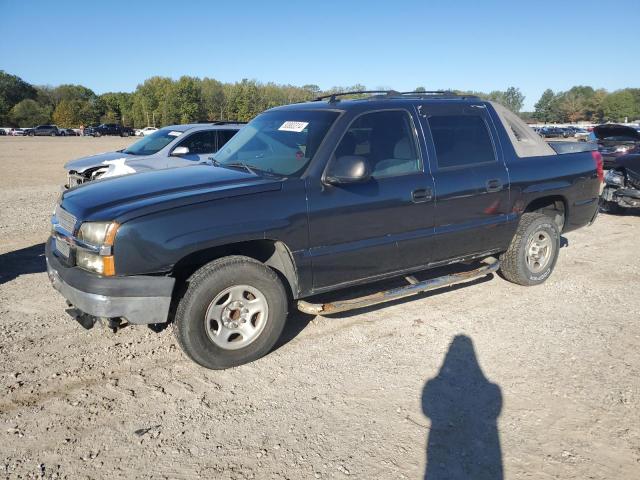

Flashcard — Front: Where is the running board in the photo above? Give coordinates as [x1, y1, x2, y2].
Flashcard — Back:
[297, 257, 500, 315]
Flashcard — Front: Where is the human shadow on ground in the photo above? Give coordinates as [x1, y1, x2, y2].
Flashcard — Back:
[0, 243, 46, 286]
[422, 335, 503, 480]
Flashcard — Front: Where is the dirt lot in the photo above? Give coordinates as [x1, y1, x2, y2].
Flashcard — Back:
[0, 136, 639, 479]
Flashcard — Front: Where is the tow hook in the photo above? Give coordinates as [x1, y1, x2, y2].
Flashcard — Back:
[64, 303, 124, 332]
[65, 307, 97, 330]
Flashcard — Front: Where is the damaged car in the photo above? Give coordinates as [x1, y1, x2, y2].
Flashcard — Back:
[589, 124, 640, 168]
[601, 154, 640, 213]
[64, 122, 245, 188]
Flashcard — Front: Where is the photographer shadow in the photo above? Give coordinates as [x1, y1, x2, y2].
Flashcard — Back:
[422, 335, 503, 480]
[0, 243, 46, 286]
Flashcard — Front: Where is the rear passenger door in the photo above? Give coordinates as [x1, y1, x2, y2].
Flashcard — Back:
[419, 103, 511, 262]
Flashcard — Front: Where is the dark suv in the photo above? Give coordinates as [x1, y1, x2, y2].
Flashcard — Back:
[89, 123, 135, 137]
[29, 125, 59, 136]
[46, 91, 602, 370]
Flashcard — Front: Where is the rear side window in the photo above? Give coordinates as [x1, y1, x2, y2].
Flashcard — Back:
[178, 131, 217, 154]
[217, 129, 237, 149]
[429, 115, 496, 168]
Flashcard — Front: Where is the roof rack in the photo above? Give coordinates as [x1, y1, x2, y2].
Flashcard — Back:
[314, 90, 400, 102]
[313, 90, 480, 103]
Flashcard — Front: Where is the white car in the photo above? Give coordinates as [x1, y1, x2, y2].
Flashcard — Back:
[136, 127, 158, 136]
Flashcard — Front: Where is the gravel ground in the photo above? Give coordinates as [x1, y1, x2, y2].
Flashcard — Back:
[0, 136, 639, 479]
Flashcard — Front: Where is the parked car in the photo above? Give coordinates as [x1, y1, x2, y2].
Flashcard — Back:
[64, 122, 245, 187]
[136, 127, 158, 136]
[0, 128, 6, 136]
[8, 128, 26, 136]
[46, 92, 602, 370]
[600, 153, 640, 213]
[589, 124, 640, 168]
[87, 123, 135, 137]
[28, 125, 59, 136]
[58, 128, 79, 136]
[539, 127, 565, 138]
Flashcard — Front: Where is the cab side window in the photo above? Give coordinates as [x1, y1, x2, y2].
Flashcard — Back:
[217, 129, 237, 150]
[428, 115, 496, 169]
[178, 131, 217, 154]
[334, 110, 420, 178]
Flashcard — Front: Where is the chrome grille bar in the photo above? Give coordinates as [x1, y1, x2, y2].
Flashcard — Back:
[55, 205, 77, 234]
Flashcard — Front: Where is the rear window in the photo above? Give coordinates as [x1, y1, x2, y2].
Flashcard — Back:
[428, 115, 496, 168]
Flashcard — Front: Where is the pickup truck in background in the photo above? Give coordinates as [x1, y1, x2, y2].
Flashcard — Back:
[46, 91, 602, 369]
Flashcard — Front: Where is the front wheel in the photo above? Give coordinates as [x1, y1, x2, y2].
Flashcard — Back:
[173, 256, 288, 369]
[500, 213, 560, 286]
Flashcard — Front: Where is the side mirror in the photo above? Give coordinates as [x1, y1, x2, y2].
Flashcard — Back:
[325, 155, 371, 185]
[172, 146, 189, 156]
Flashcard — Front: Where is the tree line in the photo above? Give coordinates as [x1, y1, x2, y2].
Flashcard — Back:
[531, 86, 640, 124]
[1, 70, 638, 128]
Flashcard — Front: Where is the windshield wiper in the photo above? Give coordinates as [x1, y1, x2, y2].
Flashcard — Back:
[209, 158, 285, 179]
[222, 162, 257, 175]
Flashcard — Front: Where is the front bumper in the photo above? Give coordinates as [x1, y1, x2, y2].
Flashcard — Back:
[45, 239, 175, 325]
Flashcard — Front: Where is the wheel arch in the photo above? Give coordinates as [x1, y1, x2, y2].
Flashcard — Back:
[524, 195, 568, 231]
[171, 239, 300, 299]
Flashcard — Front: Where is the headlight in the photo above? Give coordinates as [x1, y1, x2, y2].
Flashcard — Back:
[76, 221, 119, 275]
[615, 145, 630, 153]
[78, 221, 118, 246]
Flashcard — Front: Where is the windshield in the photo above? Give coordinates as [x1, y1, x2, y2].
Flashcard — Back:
[214, 110, 339, 176]
[122, 128, 183, 156]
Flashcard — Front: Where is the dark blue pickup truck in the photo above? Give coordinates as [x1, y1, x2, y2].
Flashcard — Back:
[46, 91, 603, 369]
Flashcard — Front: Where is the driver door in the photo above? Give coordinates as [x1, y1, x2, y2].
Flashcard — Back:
[306, 109, 435, 291]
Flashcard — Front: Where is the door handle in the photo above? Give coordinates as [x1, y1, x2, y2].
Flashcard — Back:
[412, 188, 433, 203]
[486, 179, 503, 192]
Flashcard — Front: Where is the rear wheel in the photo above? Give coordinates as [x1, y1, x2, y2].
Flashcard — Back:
[500, 213, 560, 286]
[173, 256, 288, 369]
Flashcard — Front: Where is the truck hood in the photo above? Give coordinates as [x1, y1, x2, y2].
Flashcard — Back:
[61, 165, 283, 222]
[64, 151, 138, 172]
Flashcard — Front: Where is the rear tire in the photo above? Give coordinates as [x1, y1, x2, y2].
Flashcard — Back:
[500, 213, 560, 286]
[173, 256, 288, 370]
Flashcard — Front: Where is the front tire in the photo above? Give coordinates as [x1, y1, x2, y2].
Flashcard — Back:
[500, 213, 560, 286]
[173, 256, 288, 369]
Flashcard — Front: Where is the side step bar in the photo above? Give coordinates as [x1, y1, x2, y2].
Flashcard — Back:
[297, 257, 500, 315]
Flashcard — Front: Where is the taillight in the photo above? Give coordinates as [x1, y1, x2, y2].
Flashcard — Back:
[591, 150, 603, 183]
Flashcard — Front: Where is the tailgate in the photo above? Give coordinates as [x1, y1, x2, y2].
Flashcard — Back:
[548, 141, 597, 155]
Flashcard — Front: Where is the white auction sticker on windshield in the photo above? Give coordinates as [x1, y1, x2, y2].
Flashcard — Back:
[168, 131, 182, 137]
[278, 121, 308, 132]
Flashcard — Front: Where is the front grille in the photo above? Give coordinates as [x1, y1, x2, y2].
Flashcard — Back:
[55, 205, 77, 233]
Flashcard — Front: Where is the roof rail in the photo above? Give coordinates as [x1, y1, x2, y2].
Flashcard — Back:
[313, 90, 480, 103]
[211, 120, 247, 125]
[314, 90, 401, 103]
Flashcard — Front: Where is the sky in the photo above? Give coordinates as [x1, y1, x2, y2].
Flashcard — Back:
[1, 0, 638, 110]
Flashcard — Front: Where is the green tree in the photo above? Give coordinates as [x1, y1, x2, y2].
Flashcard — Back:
[0, 71, 37, 125]
[9, 99, 51, 127]
[533, 89, 562, 123]
[601, 90, 639, 122]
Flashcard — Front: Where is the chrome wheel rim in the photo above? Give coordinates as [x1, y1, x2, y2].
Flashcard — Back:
[204, 285, 268, 350]
[526, 231, 553, 273]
